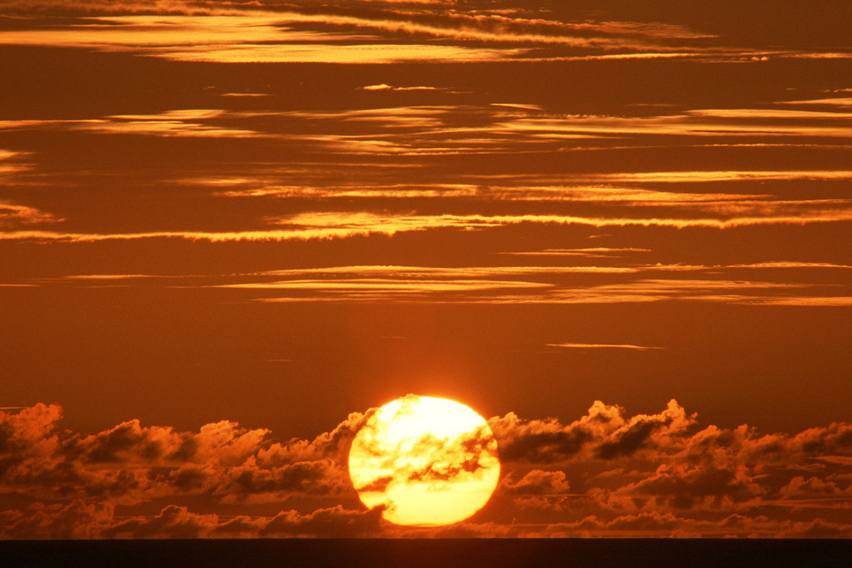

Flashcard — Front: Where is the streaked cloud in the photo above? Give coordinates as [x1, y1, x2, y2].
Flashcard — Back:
[0, 14, 525, 63]
[151, 263, 852, 307]
[780, 96, 852, 108]
[222, 278, 551, 294]
[570, 171, 852, 184]
[3, 6, 836, 67]
[499, 248, 652, 258]
[0, 111, 266, 139]
[480, 278, 843, 307]
[151, 43, 522, 64]
[0, 201, 58, 227]
[547, 343, 664, 351]
[217, 182, 774, 206]
[3, 203, 852, 245]
[360, 84, 444, 92]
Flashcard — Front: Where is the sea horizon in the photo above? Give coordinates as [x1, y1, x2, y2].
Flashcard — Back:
[3, 538, 852, 568]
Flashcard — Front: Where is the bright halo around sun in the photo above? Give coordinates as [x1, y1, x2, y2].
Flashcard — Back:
[348, 394, 501, 527]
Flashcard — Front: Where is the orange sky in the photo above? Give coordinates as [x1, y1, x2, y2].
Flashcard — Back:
[1, 0, 851, 538]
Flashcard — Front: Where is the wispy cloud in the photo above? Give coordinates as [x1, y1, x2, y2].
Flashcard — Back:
[3, 8, 834, 67]
[151, 43, 523, 64]
[569, 171, 852, 184]
[0, 14, 526, 63]
[499, 248, 652, 258]
[547, 343, 664, 351]
[780, 96, 852, 108]
[150, 263, 852, 307]
[0, 110, 267, 139]
[0, 201, 58, 227]
[360, 84, 444, 92]
[3, 205, 852, 244]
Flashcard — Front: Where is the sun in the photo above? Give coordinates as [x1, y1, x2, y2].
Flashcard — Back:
[348, 394, 501, 527]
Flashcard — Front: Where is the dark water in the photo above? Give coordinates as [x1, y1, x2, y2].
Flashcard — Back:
[2, 539, 851, 568]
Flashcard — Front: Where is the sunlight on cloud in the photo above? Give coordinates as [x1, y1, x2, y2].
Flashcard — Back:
[0, 201, 57, 226]
[3, 206, 852, 245]
[547, 343, 664, 351]
[0, 14, 524, 63]
[153, 43, 522, 64]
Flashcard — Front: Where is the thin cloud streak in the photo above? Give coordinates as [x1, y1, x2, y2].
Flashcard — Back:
[12, 260, 836, 308]
[151, 43, 524, 64]
[547, 343, 664, 351]
[576, 171, 852, 184]
[3, 208, 852, 243]
[217, 278, 552, 293]
[498, 248, 652, 258]
[30, 260, 852, 289]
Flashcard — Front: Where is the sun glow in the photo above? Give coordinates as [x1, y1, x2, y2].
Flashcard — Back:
[348, 395, 501, 526]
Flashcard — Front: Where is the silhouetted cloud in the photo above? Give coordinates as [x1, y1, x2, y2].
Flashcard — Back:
[2, 401, 852, 538]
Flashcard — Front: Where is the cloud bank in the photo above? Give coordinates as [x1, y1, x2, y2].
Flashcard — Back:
[2, 400, 851, 538]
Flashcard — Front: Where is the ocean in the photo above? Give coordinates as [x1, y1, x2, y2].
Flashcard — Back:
[2, 539, 851, 568]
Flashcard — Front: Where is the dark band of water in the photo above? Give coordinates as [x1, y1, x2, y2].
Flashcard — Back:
[2, 539, 851, 568]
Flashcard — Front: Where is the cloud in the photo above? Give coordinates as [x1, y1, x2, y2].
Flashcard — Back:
[0, 13, 526, 63]
[11, 260, 852, 308]
[3, 401, 852, 538]
[780, 96, 852, 109]
[152, 43, 522, 64]
[259, 505, 385, 537]
[499, 248, 652, 258]
[0, 405, 358, 507]
[541, 511, 852, 538]
[484, 402, 852, 534]
[501, 469, 571, 496]
[779, 476, 852, 500]
[0, 500, 384, 539]
[0, 403, 63, 453]
[105, 505, 219, 539]
[0, 110, 268, 139]
[0, 500, 115, 540]
[3, 4, 844, 73]
[596, 463, 766, 512]
[573, 171, 852, 184]
[360, 84, 443, 92]
[547, 343, 664, 351]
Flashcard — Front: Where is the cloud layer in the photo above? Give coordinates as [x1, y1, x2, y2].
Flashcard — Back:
[2, 400, 851, 538]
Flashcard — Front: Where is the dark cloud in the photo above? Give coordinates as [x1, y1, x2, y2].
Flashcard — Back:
[0, 403, 62, 454]
[260, 505, 386, 538]
[501, 469, 570, 495]
[105, 505, 219, 539]
[0, 404, 355, 509]
[489, 399, 696, 463]
[598, 464, 765, 511]
[0, 500, 113, 540]
[2, 402, 852, 538]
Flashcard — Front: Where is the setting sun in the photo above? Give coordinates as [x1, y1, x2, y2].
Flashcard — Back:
[348, 395, 500, 526]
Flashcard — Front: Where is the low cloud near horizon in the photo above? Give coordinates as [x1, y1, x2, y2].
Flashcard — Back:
[2, 400, 850, 538]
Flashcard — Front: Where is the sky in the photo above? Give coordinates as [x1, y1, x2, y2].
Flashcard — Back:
[1, 0, 851, 538]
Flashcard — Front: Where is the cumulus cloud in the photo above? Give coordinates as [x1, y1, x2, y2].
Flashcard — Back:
[0, 405, 358, 509]
[2, 401, 852, 538]
[502, 469, 571, 496]
[0, 500, 385, 539]
[488, 399, 696, 463]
